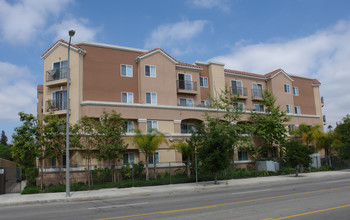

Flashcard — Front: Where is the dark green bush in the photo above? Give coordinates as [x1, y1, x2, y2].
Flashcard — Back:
[24, 167, 39, 186]
[21, 186, 40, 194]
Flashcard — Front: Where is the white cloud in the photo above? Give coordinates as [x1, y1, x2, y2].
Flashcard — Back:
[0, 62, 37, 121]
[50, 18, 99, 42]
[211, 20, 350, 128]
[0, 0, 99, 44]
[145, 20, 208, 55]
[187, 0, 230, 12]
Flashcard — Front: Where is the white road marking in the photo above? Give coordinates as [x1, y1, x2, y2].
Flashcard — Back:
[88, 202, 149, 210]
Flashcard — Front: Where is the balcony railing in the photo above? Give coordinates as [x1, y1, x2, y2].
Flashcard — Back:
[323, 115, 326, 123]
[231, 86, 248, 97]
[46, 67, 68, 82]
[46, 99, 67, 112]
[177, 80, 197, 92]
[252, 89, 263, 99]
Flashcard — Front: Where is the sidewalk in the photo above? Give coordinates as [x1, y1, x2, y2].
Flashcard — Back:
[1, 170, 349, 207]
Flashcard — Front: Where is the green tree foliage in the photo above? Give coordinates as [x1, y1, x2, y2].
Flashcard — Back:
[170, 139, 194, 178]
[12, 112, 40, 168]
[250, 90, 290, 157]
[131, 129, 168, 181]
[94, 111, 128, 182]
[193, 117, 235, 184]
[1, 130, 8, 145]
[291, 123, 322, 147]
[0, 144, 12, 160]
[284, 139, 313, 176]
[39, 113, 66, 183]
[334, 114, 350, 160]
[315, 126, 335, 166]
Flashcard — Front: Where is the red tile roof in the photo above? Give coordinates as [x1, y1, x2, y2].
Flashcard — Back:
[312, 79, 321, 84]
[137, 48, 177, 63]
[264, 68, 283, 78]
[41, 39, 83, 58]
[176, 61, 202, 69]
[224, 69, 266, 78]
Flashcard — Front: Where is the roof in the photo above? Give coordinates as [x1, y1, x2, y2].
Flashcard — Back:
[225, 69, 265, 78]
[312, 79, 321, 84]
[41, 39, 86, 59]
[37, 85, 43, 90]
[225, 68, 294, 82]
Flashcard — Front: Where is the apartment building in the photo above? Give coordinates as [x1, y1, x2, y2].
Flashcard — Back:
[38, 40, 325, 169]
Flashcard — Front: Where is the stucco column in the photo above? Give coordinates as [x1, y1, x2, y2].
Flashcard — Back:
[138, 119, 147, 132]
[174, 120, 181, 133]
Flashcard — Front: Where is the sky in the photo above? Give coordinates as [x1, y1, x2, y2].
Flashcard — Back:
[1, 0, 350, 142]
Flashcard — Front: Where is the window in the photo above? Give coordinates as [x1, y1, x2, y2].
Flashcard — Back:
[238, 151, 248, 161]
[145, 65, 156, 77]
[50, 60, 68, 80]
[121, 92, 133, 104]
[181, 124, 194, 134]
[121, 64, 133, 77]
[51, 157, 56, 168]
[178, 73, 193, 90]
[146, 92, 157, 104]
[288, 125, 296, 133]
[123, 153, 135, 165]
[253, 104, 264, 112]
[231, 80, 244, 95]
[286, 104, 293, 113]
[284, 84, 291, 93]
[295, 106, 301, 114]
[200, 77, 208, 87]
[51, 90, 67, 111]
[201, 100, 209, 107]
[252, 83, 263, 97]
[233, 102, 244, 110]
[293, 87, 299, 96]
[179, 98, 194, 107]
[147, 120, 158, 131]
[123, 121, 134, 133]
[148, 152, 159, 164]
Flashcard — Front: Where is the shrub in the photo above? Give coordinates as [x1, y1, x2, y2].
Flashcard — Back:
[21, 186, 40, 194]
[92, 167, 112, 184]
[24, 167, 38, 186]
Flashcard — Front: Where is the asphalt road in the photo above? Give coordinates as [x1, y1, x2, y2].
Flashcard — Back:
[1, 174, 350, 220]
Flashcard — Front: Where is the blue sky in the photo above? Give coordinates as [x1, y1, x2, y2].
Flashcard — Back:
[1, 0, 350, 142]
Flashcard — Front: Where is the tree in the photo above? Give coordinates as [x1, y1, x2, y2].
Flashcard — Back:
[0, 144, 12, 160]
[291, 123, 322, 147]
[12, 112, 40, 168]
[284, 139, 313, 176]
[250, 90, 290, 158]
[1, 130, 8, 145]
[193, 117, 234, 184]
[40, 113, 66, 184]
[131, 129, 168, 181]
[170, 139, 194, 178]
[315, 126, 335, 166]
[94, 110, 128, 182]
[334, 114, 350, 160]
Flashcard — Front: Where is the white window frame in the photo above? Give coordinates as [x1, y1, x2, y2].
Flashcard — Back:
[181, 123, 195, 134]
[148, 152, 159, 164]
[201, 100, 209, 107]
[120, 64, 133, 77]
[293, 87, 299, 96]
[252, 83, 263, 97]
[286, 104, 293, 113]
[284, 84, 291, 93]
[288, 125, 296, 133]
[145, 92, 157, 104]
[123, 152, 135, 165]
[233, 102, 244, 110]
[253, 104, 265, 112]
[238, 151, 248, 161]
[121, 92, 134, 104]
[200, 77, 208, 87]
[124, 121, 134, 133]
[147, 120, 158, 131]
[178, 73, 193, 90]
[145, 65, 156, 77]
[295, 106, 301, 114]
[179, 98, 194, 107]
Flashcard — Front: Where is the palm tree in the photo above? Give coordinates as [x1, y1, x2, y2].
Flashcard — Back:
[291, 123, 323, 147]
[316, 126, 335, 167]
[170, 139, 194, 178]
[131, 129, 168, 180]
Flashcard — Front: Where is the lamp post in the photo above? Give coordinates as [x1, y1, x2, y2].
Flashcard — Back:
[66, 29, 75, 197]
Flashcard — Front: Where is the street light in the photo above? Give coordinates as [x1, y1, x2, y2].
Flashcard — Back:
[66, 29, 75, 197]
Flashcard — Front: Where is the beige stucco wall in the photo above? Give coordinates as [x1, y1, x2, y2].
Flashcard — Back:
[313, 85, 324, 125]
[208, 63, 225, 99]
[267, 73, 294, 112]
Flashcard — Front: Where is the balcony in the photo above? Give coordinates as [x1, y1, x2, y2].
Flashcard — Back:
[321, 96, 324, 107]
[46, 67, 68, 87]
[323, 115, 326, 123]
[177, 80, 197, 94]
[231, 86, 248, 99]
[252, 89, 264, 100]
[46, 99, 67, 113]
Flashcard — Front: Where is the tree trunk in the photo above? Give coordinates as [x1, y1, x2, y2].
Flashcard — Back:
[214, 172, 218, 184]
[40, 158, 44, 192]
[145, 154, 149, 181]
[295, 166, 299, 177]
[112, 159, 116, 182]
[58, 156, 63, 184]
[153, 154, 157, 179]
[87, 155, 91, 189]
[187, 157, 191, 178]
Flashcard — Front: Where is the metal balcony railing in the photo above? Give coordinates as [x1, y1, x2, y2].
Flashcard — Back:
[323, 115, 326, 122]
[321, 96, 324, 104]
[46, 67, 68, 82]
[231, 86, 248, 96]
[46, 99, 67, 112]
[252, 89, 263, 99]
[177, 80, 197, 91]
